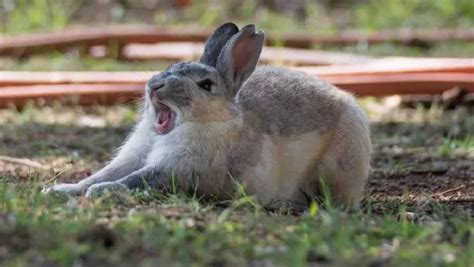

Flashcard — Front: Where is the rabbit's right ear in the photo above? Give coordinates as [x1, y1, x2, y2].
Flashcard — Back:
[200, 22, 239, 67]
[216, 24, 265, 98]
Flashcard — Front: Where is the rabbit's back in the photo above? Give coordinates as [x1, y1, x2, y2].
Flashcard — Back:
[237, 66, 349, 136]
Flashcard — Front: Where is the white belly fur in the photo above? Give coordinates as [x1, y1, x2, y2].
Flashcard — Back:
[147, 122, 232, 166]
[243, 131, 325, 203]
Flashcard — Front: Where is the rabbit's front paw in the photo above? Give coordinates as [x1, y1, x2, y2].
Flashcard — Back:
[43, 183, 84, 196]
[85, 182, 129, 198]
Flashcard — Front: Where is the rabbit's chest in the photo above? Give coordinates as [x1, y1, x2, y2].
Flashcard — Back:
[146, 122, 236, 171]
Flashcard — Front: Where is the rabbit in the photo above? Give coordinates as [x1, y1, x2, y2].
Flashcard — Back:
[44, 22, 371, 208]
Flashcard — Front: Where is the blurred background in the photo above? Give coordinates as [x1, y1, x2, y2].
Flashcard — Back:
[2, 0, 474, 32]
[0, 2, 473, 266]
[1, 0, 474, 72]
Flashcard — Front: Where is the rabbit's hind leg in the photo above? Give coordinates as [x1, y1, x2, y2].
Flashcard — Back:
[313, 108, 371, 207]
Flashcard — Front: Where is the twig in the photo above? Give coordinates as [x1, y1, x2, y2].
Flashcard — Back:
[431, 185, 466, 197]
[438, 198, 474, 203]
[43, 170, 66, 185]
[0, 155, 50, 170]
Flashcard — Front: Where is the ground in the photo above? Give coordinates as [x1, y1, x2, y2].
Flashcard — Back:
[1, 1, 473, 265]
[0, 100, 473, 266]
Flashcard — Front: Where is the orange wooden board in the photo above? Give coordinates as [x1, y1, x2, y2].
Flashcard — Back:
[1, 71, 472, 107]
[2, 58, 472, 86]
[2, 25, 473, 56]
[118, 43, 373, 66]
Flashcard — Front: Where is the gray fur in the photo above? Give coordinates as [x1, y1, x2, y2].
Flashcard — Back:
[86, 166, 171, 197]
[46, 23, 371, 208]
[146, 62, 218, 109]
[86, 182, 128, 197]
[156, 76, 191, 107]
[227, 129, 262, 180]
[200, 22, 239, 67]
[238, 66, 344, 136]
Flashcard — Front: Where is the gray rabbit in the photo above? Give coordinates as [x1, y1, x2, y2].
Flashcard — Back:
[45, 23, 371, 208]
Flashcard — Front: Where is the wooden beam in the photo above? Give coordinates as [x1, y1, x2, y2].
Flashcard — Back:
[0, 71, 153, 87]
[0, 84, 143, 107]
[326, 72, 474, 96]
[1, 25, 473, 56]
[295, 57, 474, 75]
[0, 25, 208, 56]
[1, 58, 472, 87]
[118, 43, 373, 66]
[1, 71, 472, 107]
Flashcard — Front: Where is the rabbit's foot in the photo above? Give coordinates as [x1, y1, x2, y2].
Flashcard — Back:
[85, 182, 129, 198]
[43, 183, 84, 196]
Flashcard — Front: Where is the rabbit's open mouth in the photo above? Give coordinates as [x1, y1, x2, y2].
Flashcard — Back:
[155, 102, 175, 135]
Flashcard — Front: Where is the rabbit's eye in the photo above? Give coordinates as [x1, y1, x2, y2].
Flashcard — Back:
[197, 79, 213, 92]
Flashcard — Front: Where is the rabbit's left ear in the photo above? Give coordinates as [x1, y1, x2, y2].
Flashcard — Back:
[200, 22, 239, 67]
[216, 24, 265, 97]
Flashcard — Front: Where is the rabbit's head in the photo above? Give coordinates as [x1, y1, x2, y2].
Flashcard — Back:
[145, 23, 265, 135]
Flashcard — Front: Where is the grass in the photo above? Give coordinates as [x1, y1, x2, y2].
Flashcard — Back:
[1, 180, 473, 266]
[0, 102, 473, 266]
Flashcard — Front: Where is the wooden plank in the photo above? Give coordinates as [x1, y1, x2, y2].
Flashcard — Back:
[294, 57, 474, 75]
[1, 72, 472, 107]
[0, 25, 209, 56]
[0, 71, 154, 86]
[0, 84, 143, 107]
[119, 43, 373, 66]
[326, 73, 474, 96]
[0, 58, 474, 87]
[1, 59, 472, 87]
[1, 25, 473, 56]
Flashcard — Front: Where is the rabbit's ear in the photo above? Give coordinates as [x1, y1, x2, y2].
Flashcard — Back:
[200, 22, 239, 67]
[216, 24, 265, 97]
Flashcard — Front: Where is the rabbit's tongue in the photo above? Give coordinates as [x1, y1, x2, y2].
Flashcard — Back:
[156, 107, 173, 134]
